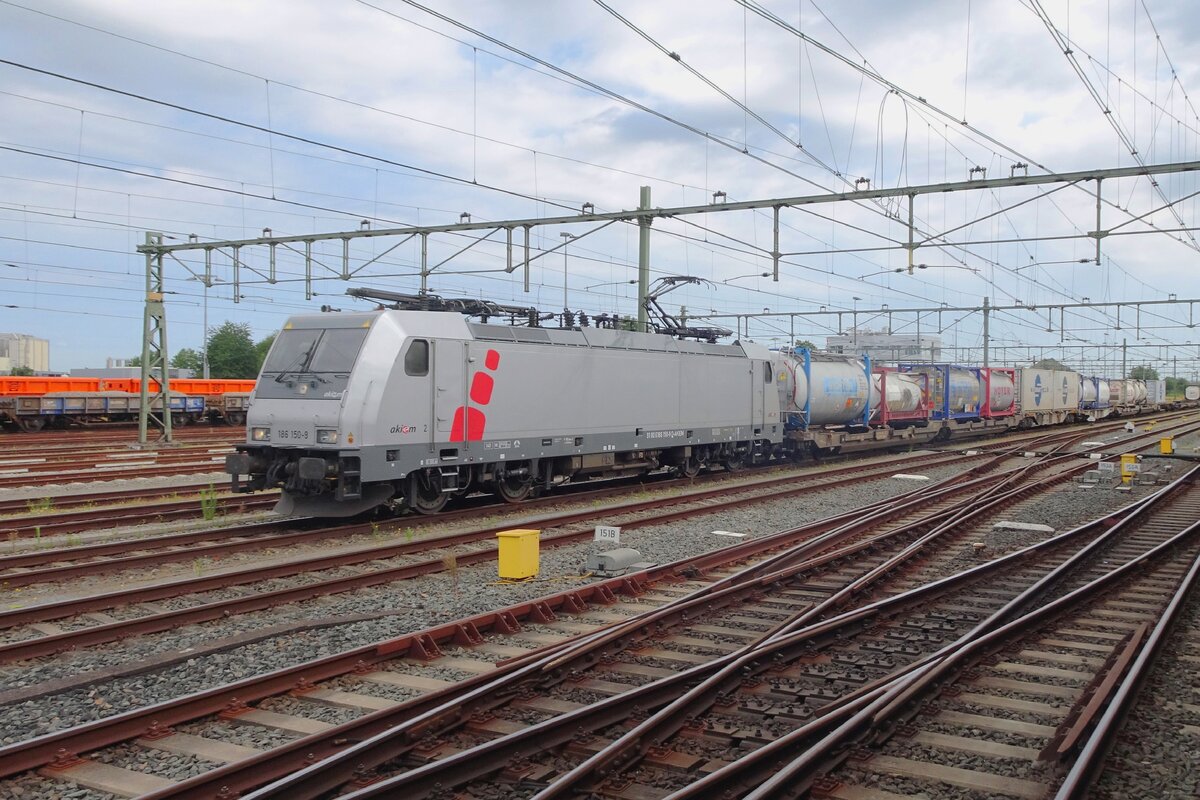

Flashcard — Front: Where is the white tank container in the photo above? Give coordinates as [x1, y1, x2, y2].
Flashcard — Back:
[1131, 380, 1147, 404]
[777, 352, 875, 425]
[1079, 378, 1098, 405]
[944, 367, 983, 413]
[985, 370, 1015, 413]
[1186, 385, 1200, 401]
[1110, 380, 1128, 405]
[1096, 379, 1111, 406]
[873, 371, 923, 413]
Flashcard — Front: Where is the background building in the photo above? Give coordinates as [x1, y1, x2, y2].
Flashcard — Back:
[825, 329, 942, 363]
[0, 333, 49, 374]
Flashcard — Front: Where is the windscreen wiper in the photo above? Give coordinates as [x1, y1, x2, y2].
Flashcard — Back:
[272, 345, 315, 383]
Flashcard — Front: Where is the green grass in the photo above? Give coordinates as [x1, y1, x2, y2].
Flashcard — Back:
[199, 485, 220, 521]
[24, 497, 54, 514]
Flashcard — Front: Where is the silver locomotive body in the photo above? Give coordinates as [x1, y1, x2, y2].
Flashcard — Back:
[226, 310, 782, 516]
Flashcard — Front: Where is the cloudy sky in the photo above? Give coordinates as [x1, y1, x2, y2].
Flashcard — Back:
[1, 0, 1198, 375]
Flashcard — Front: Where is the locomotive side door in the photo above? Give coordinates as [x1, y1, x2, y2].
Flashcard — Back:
[432, 338, 467, 445]
[752, 359, 766, 430]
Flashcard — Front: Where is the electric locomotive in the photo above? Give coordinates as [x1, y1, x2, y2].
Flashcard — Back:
[225, 309, 783, 516]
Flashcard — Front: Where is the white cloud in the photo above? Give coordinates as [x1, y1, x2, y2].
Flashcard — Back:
[0, 0, 1195, 374]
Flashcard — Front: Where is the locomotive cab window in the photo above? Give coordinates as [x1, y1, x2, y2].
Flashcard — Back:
[262, 327, 369, 376]
[404, 339, 429, 376]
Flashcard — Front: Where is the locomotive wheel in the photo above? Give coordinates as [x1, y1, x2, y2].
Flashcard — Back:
[722, 453, 745, 472]
[16, 417, 45, 433]
[226, 412, 247, 426]
[171, 413, 190, 427]
[494, 472, 534, 503]
[676, 456, 702, 479]
[407, 470, 449, 514]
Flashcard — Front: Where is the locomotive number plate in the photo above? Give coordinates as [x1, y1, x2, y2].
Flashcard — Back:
[277, 429, 310, 440]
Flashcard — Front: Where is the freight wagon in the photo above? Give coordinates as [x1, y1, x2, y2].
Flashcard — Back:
[0, 376, 256, 431]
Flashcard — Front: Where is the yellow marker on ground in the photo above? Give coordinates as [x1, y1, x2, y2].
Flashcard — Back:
[1120, 454, 1139, 485]
[497, 529, 540, 580]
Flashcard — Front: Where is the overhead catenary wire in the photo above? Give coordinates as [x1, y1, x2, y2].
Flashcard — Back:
[1027, 0, 1200, 252]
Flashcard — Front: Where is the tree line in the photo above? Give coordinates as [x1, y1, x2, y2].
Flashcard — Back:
[128, 322, 276, 379]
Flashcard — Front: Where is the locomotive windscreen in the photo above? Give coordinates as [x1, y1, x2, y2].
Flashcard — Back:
[262, 328, 369, 377]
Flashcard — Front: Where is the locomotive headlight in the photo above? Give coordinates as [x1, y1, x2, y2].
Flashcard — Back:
[316, 429, 339, 444]
[251, 426, 271, 441]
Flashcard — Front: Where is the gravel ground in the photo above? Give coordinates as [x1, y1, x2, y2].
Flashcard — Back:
[0, 460, 977, 744]
[1090, 584, 1200, 799]
[0, 443, 1186, 798]
[912, 476, 1160, 584]
[0, 470, 228, 504]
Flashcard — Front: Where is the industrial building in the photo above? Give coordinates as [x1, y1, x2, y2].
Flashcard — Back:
[0, 333, 49, 374]
[824, 329, 942, 363]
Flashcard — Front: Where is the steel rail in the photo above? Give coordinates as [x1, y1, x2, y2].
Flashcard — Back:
[0, 481, 255, 516]
[0, 450, 993, 662]
[17, 452, 1017, 798]
[0, 493, 278, 540]
[0, 460, 229, 489]
[716, 469, 1200, 800]
[1052, 538, 1200, 798]
[0, 448, 235, 474]
[0, 439, 236, 465]
[249, 458, 1097, 799]
[0, 450, 978, 590]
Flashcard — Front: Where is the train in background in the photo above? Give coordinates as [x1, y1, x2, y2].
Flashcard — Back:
[222, 308, 1199, 518]
[0, 376, 254, 432]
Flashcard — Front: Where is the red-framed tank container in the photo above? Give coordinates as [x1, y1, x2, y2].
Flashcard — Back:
[872, 367, 933, 426]
[979, 366, 1016, 418]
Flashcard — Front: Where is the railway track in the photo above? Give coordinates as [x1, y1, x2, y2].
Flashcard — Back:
[0, 413, 1192, 798]
[0, 454, 232, 490]
[0, 448, 1051, 791]
[0, 449, 994, 660]
[0, 491, 276, 539]
[0, 441, 1130, 799]
[0, 425, 241, 446]
[253, 463, 1199, 800]
[0, 431, 240, 460]
[1, 408, 1187, 546]
[726, 468, 1200, 800]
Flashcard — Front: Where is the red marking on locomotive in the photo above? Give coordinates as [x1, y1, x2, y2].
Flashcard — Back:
[469, 372, 494, 405]
[450, 348, 502, 442]
[449, 406, 486, 442]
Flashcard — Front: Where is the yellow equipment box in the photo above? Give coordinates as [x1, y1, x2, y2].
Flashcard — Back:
[1120, 453, 1139, 485]
[497, 529, 540, 580]
[1161, 437, 1175, 455]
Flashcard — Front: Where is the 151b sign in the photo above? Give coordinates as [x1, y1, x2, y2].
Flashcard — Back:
[594, 525, 621, 545]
